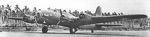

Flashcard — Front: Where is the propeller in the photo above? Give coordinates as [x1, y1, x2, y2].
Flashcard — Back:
[55, 9, 63, 28]
[34, 13, 42, 27]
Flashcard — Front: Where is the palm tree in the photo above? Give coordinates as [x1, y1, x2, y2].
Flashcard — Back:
[107, 12, 110, 16]
[112, 12, 117, 15]
[120, 12, 123, 15]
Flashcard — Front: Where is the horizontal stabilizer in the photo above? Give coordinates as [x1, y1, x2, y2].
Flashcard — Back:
[92, 14, 148, 23]
[95, 23, 122, 26]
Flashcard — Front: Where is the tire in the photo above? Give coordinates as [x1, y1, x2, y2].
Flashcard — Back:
[42, 26, 48, 33]
[69, 28, 75, 34]
[91, 29, 94, 33]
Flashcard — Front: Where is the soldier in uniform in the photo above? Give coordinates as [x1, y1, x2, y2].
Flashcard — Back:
[14, 5, 22, 17]
[23, 6, 30, 15]
[5, 4, 12, 17]
[5, 4, 11, 11]
[0, 5, 4, 15]
[11, 10, 17, 17]
[15, 5, 22, 12]
[14, 5, 21, 25]
[1, 5, 6, 24]
[0, 5, 2, 14]
[32, 7, 37, 16]
[2, 6, 10, 24]
[33, 7, 37, 12]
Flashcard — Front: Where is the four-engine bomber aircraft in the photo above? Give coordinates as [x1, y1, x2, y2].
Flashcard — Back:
[8, 6, 147, 34]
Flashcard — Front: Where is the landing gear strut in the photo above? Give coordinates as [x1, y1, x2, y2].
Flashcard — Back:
[69, 28, 78, 34]
[91, 29, 94, 33]
[42, 26, 48, 33]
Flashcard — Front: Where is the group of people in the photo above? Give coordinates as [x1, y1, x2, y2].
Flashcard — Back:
[0, 4, 124, 18]
[0, 4, 124, 22]
[0, 4, 40, 24]
[0, 5, 39, 17]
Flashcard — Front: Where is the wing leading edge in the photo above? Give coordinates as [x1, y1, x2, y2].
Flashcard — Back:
[92, 14, 147, 23]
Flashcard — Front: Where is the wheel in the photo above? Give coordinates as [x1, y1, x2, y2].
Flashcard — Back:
[69, 28, 74, 34]
[91, 29, 94, 33]
[42, 26, 48, 33]
[69, 28, 77, 34]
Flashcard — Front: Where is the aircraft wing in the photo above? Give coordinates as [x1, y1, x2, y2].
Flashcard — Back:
[91, 14, 147, 23]
[95, 23, 122, 26]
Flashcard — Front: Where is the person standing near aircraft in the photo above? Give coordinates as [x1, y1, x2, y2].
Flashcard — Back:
[11, 10, 17, 17]
[5, 4, 12, 17]
[0, 5, 3, 15]
[23, 6, 28, 13]
[32, 7, 37, 16]
[1, 4, 12, 24]
[15, 5, 23, 17]
[14, 5, 25, 26]
[1, 5, 8, 24]
[0, 5, 5, 16]
[15, 5, 22, 12]
[22, 6, 30, 15]
[5, 4, 11, 11]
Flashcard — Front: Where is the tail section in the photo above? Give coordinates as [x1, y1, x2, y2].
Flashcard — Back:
[93, 6, 102, 16]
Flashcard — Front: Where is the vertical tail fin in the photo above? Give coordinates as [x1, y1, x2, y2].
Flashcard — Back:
[94, 6, 102, 16]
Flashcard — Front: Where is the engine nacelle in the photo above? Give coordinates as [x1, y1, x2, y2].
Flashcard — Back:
[22, 16, 36, 23]
[79, 14, 86, 19]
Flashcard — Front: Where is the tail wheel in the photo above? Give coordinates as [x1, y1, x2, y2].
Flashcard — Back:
[42, 26, 48, 33]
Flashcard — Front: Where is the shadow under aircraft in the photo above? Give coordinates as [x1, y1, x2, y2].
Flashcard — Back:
[8, 6, 148, 34]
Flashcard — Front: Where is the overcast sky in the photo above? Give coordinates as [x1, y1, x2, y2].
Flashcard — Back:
[0, 0, 150, 17]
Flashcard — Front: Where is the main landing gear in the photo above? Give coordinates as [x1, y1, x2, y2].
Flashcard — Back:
[42, 25, 78, 34]
[69, 28, 78, 34]
[42, 26, 48, 33]
[91, 29, 94, 33]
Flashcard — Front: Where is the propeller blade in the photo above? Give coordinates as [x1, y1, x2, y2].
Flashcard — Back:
[59, 9, 63, 16]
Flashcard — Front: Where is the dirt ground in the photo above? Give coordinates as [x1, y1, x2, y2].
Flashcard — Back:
[0, 30, 149, 37]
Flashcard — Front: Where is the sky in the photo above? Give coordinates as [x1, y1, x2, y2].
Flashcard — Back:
[0, 0, 150, 17]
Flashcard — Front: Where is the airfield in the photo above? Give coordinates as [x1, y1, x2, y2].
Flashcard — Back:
[0, 29, 149, 37]
[0, 2, 149, 37]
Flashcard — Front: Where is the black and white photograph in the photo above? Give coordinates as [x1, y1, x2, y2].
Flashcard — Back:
[0, 0, 150, 37]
